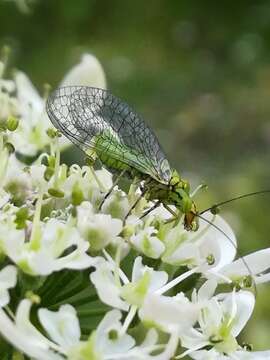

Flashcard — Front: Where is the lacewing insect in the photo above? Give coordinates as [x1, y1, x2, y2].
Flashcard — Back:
[46, 86, 270, 291]
[46, 86, 198, 230]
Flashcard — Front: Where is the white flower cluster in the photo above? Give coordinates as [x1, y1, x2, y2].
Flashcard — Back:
[0, 51, 269, 360]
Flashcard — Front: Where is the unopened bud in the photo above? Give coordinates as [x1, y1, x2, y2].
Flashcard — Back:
[72, 183, 84, 206]
[48, 188, 65, 198]
[44, 167, 54, 181]
[6, 116, 19, 131]
[46, 128, 61, 138]
[5, 142, 15, 154]
[206, 254, 215, 265]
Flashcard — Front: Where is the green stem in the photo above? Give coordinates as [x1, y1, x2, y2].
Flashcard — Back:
[29, 191, 43, 249]
[53, 137, 60, 188]
[114, 245, 122, 288]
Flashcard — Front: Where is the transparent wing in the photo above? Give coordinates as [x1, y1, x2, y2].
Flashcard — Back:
[46, 86, 172, 183]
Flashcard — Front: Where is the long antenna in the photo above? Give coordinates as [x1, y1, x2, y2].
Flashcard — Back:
[196, 213, 257, 296]
[199, 190, 270, 215]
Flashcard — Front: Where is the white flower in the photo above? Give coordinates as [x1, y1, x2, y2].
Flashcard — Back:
[101, 188, 130, 220]
[0, 300, 64, 360]
[90, 256, 168, 311]
[3, 156, 37, 203]
[162, 214, 236, 269]
[83, 309, 135, 357]
[0, 218, 97, 275]
[0, 265, 17, 307]
[177, 283, 256, 358]
[12, 70, 50, 156]
[11, 53, 106, 157]
[62, 165, 112, 206]
[38, 304, 81, 350]
[0, 300, 178, 360]
[77, 201, 123, 251]
[69, 309, 179, 360]
[130, 226, 165, 259]
[139, 292, 198, 335]
[60, 53, 106, 89]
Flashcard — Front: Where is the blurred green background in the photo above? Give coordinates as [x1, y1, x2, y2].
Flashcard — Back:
[1, 0, 270, 351]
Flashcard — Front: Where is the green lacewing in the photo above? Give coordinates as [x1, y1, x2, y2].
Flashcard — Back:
[46, 86, 268, 290]
[45, 86, 198, 230]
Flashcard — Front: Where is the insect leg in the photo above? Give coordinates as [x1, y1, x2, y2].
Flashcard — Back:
[163, 204, 178, 217]
[140, 201, 161, 219]
[124, 188, 148, 221]
[98, 169, 126, 210]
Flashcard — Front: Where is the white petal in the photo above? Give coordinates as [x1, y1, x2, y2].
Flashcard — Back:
[198, 297, 223, 333]
[60, 53, 106, 89]
[220, 248, 270, 280]
[197, 279, 217, 302]
[139, 293, 198, 334]
[15, 299, 49, 346]
[77, 211, 123, 251]
[131, 256, 144, 283]
[222, 291, 255, 337]
[235, 350, 270, 359]
[0, 307, 63, 360]
[0, 265, 17, 307]
[163, 242, 200, 266]
[197, 214, 237, 271]
[189, 348, 225, 360]
[38, 305, 80, 349]
[95, 309, 135, 355]
[180, 327, 208, 350]
[14, 70, 44, 120]
[54, 250, 99, 270]
[90, 261, 129, 311]
[148, 269, 169, 293]
[0, 265, 17, 290]
[130, 227, 165, 259]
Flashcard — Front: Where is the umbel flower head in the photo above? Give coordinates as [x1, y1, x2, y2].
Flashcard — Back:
[0, 50, 269, 360]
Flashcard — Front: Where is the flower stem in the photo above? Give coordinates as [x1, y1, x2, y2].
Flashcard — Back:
[29, 190, 43, 249]
[119, 305, 137, 337]
[53, 136, 60, 188]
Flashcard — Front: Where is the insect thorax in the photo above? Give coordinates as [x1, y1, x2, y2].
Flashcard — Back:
[145, 171, 190, 208]
[145, 170, 198, 230]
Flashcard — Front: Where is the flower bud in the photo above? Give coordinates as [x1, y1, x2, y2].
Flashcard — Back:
[5, 142, 15, 154]
[6, 116, 19, 131]
[44, 167, 54, 181]
[46, 128, 61, 139]
[48, 188, 65, 198]
[15, 207, 29, 229]
[72, 183, 84, 206]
